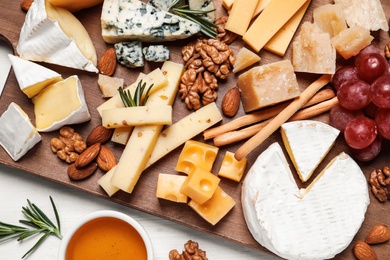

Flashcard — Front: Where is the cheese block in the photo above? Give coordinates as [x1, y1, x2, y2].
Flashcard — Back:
[17, 0, 98, 73]
[32, 75, 91, 132]
[142, 45, 170, 62]
[101, 0, 201, 43]
[292, 21, 336, 74]
[0, 102, 41, 161]
[313, 3, 347, 38]
[281, 120, 340, 182]
[48, 0, 103, 12]
[217, 151, 247, 182]
[237, 60, 301, 112]
[225, 0, 258, 36]
[188, 0, 215, 22]
[145, 102, 223, 168]
[188, 186, 235, 226]
[115, 41, 144, 68]
[97, 74, 124, 98]
[232, 47, 261, 73]
[243, 0, 307, 52]
[334, 0, 389, 32]
[8, 54, 62, 98]
[242, 143, 369, 260]
[331, 26, 374, 60]
[156, 174, 188, 203]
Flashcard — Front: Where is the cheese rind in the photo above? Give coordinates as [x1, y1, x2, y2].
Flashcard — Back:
[0, 102, 41, 161]
[242, 143, 369, 260]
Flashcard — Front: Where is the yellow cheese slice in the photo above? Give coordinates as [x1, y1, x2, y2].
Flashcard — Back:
[225, 0, 258, 36]
[243, 0, 307, 52]
[252, 0, 272, 17]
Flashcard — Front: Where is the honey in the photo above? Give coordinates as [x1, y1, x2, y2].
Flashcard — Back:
[65, 217, 147, 260]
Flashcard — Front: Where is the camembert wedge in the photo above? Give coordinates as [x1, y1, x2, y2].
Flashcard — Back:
[281, 120, 340, 182]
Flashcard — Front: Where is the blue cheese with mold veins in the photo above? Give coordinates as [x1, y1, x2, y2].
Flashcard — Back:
[115, 41, 144, 67]
[189, 0, 215, 22]
[147, 0, 186, 11]
[143, 45, 170, 62]
[101, 0, 201, 43]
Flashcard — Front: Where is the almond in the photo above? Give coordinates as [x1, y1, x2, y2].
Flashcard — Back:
[67, 162, 97, 180]
[86, 125, 113, 146]
[20, 0, 33, 12]
[75, 143, 101, 168]
[98, 48, 116, 76]
[221, 87, 240, 117]
[96, 145, 116, 171]
[366, 224, 390, 244]
[353, 241, 377, 260]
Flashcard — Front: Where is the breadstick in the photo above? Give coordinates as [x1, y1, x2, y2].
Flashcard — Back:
[214, 97, 338, 147]
[203, 89, 335, 140]
[234, 74, 332, 161]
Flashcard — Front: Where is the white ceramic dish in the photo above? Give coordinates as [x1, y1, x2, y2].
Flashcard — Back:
[58, 210, 153, 260]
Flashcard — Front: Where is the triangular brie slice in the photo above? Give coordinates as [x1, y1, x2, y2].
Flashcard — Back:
[281, 120, 340, 182]
[17, 0, 98, 73]
[242, 142, 369, 260]
[8, 54, 62, 98]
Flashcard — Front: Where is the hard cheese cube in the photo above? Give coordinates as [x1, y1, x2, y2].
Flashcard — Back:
[331, 26, 374, 60]
[232, 47, 261, 73]
[237, 60, 300, 112]
[156, 174, 188, 203]
[218, 151, 247, 182]
[180, 167, 220, 205]
[175, 140, 219, 175]
[188, 186, 235, 226]
[142, 45, 170, 62]
[98, 74, 124, 98]
[114, 41, 144, 68]
[292, 22, 336, 74]
[313, 4, 347, 38]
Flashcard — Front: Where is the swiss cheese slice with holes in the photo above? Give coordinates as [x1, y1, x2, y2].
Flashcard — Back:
[281, 120, 340, 182]
[242, 142, 369, 260]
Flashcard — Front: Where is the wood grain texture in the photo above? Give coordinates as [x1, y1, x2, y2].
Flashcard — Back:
[0, 1, 389, 259]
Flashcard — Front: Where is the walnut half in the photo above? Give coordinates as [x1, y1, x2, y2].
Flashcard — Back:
[169, 240, 208, 260]
[369, 166, 390, 202]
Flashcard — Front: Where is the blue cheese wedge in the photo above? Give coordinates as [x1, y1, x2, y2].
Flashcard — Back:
[189, 0, 215, 22]
[101, 0, 201, 43]
[17, 0, 98, 73]
[142, 45, 170, 62]
[0, 102, 41, 161]
[147, 0, 186, 11]
[8, 54, 62, 98]
[115, 41, 144, 68]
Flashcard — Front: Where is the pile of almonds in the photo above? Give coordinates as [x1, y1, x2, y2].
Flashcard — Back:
[353, 224, 390, 260]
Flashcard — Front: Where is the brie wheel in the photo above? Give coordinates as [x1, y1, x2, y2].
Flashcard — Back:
[281, 120, 340, 182]
[242, 143, 369, 260]
[17, 0, 98, 73]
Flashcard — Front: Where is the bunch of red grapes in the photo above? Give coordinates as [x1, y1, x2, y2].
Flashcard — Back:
[330, 44, 390, 162]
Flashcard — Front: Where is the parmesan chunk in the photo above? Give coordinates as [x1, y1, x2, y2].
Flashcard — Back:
[97, 74, 124, 98]
[232, 47, 261, 73]
[313, 3, 347, 38]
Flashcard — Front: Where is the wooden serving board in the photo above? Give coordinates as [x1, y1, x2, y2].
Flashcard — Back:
[0, 1, 389, 259]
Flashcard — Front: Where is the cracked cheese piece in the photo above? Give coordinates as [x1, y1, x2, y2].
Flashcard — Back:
[115, 41, 144, 68]
[32, 75, 91, 132]
[17, 0, 98, 73]
[101, 0, 201, 43]
[175, 140, 219, 175]
[156, 174, 188, 203]
[225, 0, 258, 36]
[237, 60, 301, 113]
[217, 151, 247, 182]
[232, 47, 261, 74]
[109, 61, 184, 193]
[242, 143, 369, 260]
[334, 0, 388, 32]
[281, 120, 340, 182]
[188, 186, 235, 226]
[8, 54, 62, 98]
[292, 21, 336, 74]
[0, 102, 41, 161]
[313, 3, 347, 38]
[98, 74, 124, 98]
[243, 0, 307, 52]
[145, 102, 223, 168]
[142, 45, 170, 62]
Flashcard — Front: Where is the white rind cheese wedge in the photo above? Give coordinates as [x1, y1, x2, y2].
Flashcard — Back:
[8, 54, 62, 98]
[0, 102, 41, 161]
[281, 120, 340, 182]
[17, 0, 98, 73]
[32, 75, 91, 132]
[242, 143, 369, 260]
[101, 0, 201, 43]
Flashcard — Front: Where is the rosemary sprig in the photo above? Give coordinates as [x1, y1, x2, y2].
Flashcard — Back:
[0, 196, 62, 259]
[118, 79, 154, 107]
[172, 5, 218, 38]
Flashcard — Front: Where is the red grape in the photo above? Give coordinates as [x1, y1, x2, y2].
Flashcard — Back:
[351, 135, 382, 162]
[375, 108, 390, 140]
[337, 80, 371, 110]
[370, 75, 390, 108]
[344, 117, 377, 149]
[329, 105, 364, 132]
[332, 66, 360, 90]
[363, 102, 379, 118]
[356, 53, 388, 83]
[354, 44, 381, 66]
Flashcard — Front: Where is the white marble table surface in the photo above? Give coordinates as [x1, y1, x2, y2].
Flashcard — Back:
[0, 164, 278, 260]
